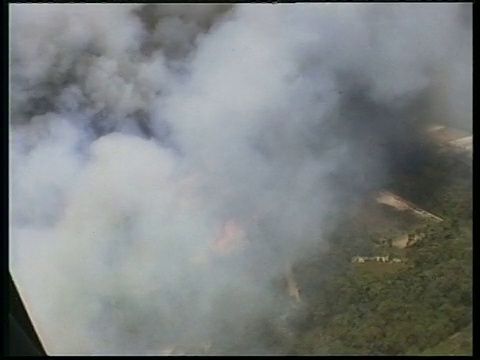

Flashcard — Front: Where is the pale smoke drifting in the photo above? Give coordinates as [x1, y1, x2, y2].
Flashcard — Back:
[10, 4, 471, 354]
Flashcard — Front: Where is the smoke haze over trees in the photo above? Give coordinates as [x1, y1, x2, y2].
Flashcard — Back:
[9, 4, 471, 354]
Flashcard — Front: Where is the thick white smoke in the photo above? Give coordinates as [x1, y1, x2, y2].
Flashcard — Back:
[10, 3, 471, 354]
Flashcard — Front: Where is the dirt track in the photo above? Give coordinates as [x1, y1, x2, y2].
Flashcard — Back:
[286, 263, 301, 303]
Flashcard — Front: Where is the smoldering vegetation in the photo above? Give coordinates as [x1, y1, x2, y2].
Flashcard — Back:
[9, 3, 471, 355]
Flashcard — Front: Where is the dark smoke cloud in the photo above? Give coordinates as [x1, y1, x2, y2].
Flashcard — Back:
[10, 3, 471, 354]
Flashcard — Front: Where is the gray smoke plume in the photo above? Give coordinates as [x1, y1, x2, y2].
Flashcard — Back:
[9, 3, 471, 355]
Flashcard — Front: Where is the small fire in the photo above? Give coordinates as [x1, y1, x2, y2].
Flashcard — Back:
[189, 217, 253, 264]
[213, 219, 247, 255]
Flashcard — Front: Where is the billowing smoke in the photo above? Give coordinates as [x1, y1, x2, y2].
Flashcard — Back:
[10, 3, 471, 355]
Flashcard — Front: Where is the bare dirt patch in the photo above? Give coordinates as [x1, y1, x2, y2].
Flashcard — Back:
[426, 124, 470, 143]
[352, 262, 407, 277]
[392, 235, 409, 249]
[376, 191, 410, 211]
[376, 191, 443, 222]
